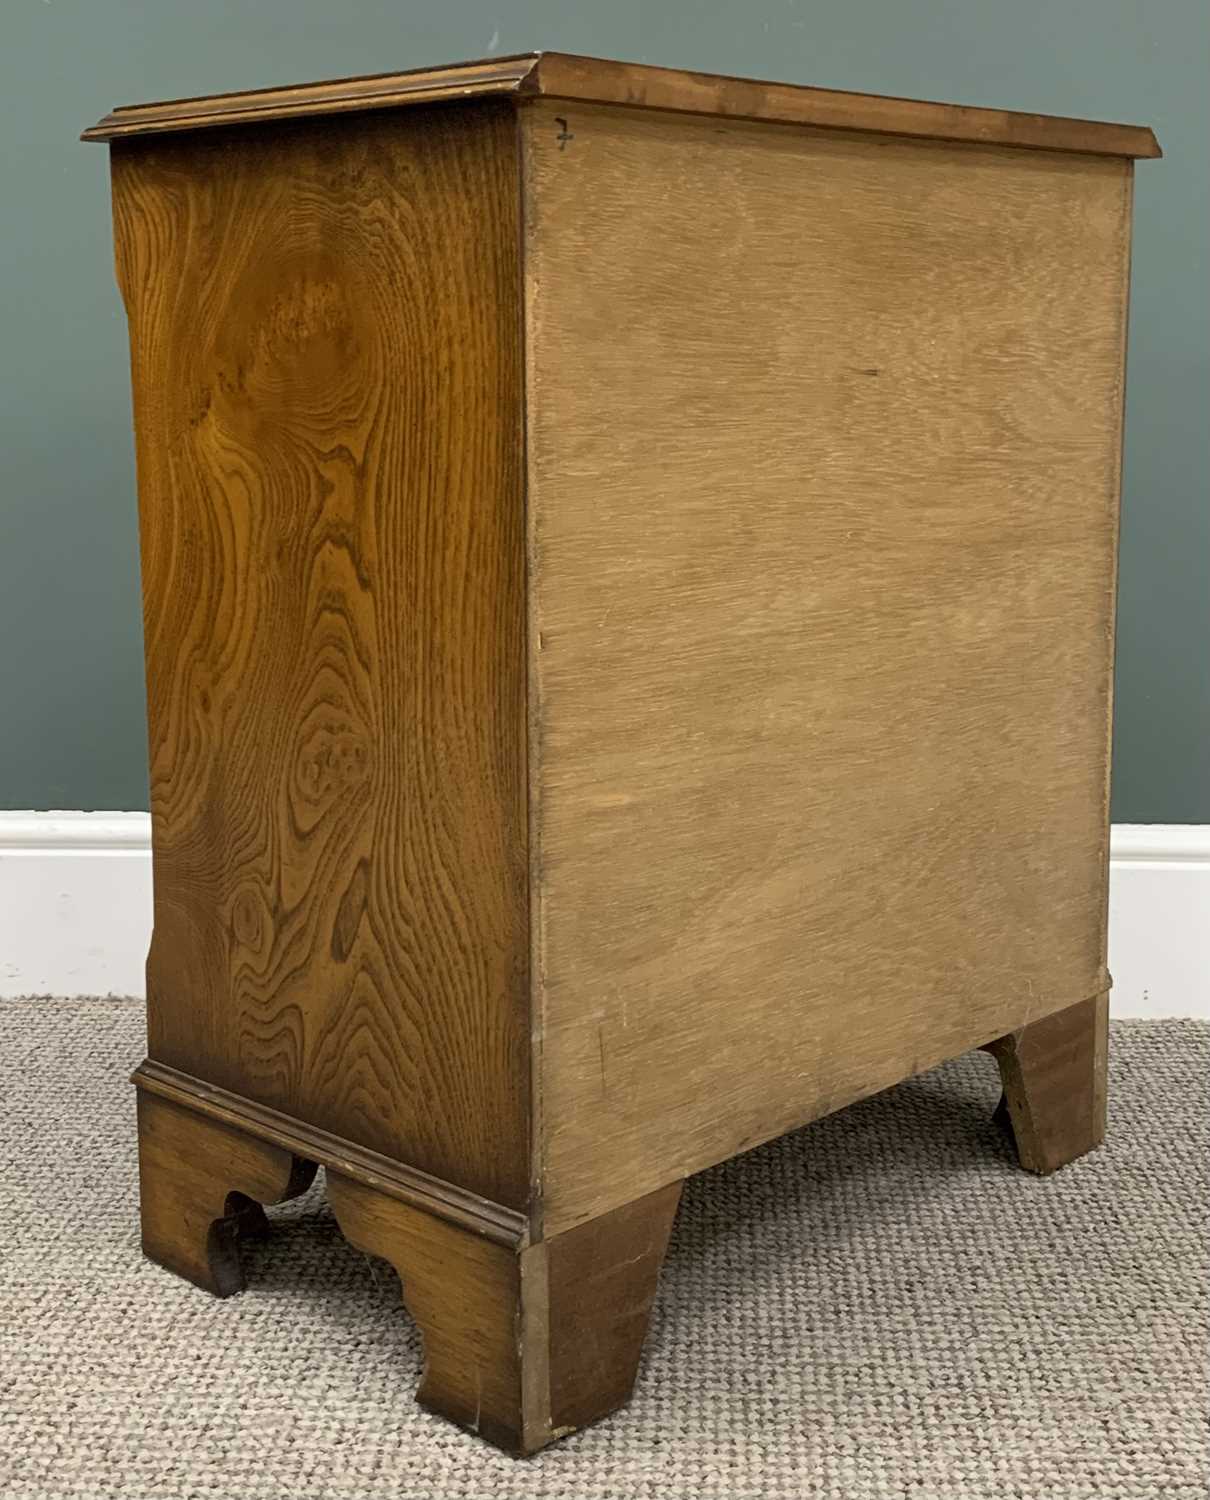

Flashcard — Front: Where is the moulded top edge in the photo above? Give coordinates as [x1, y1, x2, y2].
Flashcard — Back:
[81, 50, 1161, 160]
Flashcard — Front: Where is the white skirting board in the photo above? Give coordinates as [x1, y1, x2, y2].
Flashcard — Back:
[0, 813, 153, 1000]
[1105, 825, 1210, 1019]
[0, 813, 1206, 1016]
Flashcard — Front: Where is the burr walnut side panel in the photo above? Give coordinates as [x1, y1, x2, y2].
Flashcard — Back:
[112, 101, 529, 1207]
[522, 101, 1132, 1235]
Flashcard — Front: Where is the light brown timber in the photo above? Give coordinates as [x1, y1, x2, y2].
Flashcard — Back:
[521, 99, 1133, 1234]
[985, 993, 1110, 1172]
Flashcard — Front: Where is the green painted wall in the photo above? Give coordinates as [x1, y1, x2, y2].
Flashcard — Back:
[1, 0, 1205, 818]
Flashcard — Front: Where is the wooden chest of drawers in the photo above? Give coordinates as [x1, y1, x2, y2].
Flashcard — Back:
[85, 53, 1158, 1454]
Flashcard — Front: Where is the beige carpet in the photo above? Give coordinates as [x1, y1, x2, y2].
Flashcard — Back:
[1, 1001, 1206, 1499]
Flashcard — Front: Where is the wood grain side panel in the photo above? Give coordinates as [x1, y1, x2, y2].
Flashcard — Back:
[112, 102, 529, 1207]
[522, 101, 1133, 1234]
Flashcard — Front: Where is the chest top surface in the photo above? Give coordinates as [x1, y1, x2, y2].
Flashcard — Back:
[83, 50, 1160, 159]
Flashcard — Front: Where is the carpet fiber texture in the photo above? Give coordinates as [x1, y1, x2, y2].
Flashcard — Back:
[1, 1000, 1206, 1499]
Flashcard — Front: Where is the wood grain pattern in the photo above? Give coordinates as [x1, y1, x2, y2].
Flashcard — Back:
[111, 101, 529, 1208]
[327, 1171, 681, 1454]
[84, 53, 1160, 160]
[136, 1090, 316, 1295]
[522, 100, 1133, 1235]
[985, 992, 1109, 1172]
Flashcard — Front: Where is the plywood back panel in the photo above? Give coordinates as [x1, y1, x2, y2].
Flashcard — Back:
[522, 100, 1131, 1235]
[113, 102, 530, 1208]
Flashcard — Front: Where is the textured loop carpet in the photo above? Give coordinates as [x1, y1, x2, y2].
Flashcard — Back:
[2, 1001, 1206, 1499]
